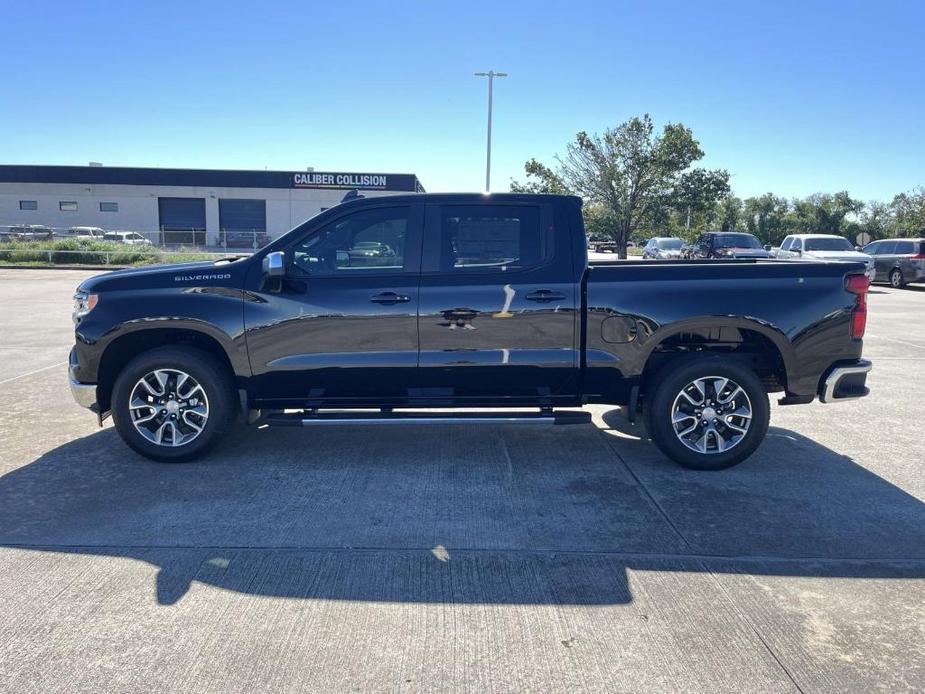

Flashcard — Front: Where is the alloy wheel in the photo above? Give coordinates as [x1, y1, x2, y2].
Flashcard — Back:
[129, 369, 210, 447]
[671, 376, 752, 454]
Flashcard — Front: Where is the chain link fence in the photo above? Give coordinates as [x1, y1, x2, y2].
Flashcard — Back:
[0, 224, 272, 251]
[0, 224, 258, 266]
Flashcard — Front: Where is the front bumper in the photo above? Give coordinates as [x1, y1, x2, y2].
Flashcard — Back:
[819, 359, 872, 403]
[68, 353, 98, 410]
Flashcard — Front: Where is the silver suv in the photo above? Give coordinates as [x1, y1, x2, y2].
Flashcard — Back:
[863, 238, 925, 288]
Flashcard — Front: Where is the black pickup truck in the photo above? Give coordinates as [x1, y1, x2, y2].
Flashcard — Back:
[69, 193, 872, 470]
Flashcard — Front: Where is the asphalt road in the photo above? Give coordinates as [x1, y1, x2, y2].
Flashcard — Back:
[0, 268, 922, 693]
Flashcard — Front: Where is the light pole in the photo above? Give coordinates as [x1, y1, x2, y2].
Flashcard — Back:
[474, 70, 507, 192]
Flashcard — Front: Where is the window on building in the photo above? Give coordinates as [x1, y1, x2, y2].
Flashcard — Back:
[157, 197, 206, 245]
[99, 202, 119, 212]
[59, 201, 78, 211]
[438, 205, 545, 272]
[19, 200, 37, 211]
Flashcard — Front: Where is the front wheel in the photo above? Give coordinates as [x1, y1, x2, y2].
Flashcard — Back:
[646, 356, 770, 470]
[111, 346, 236, 462]
[889, 268, 905, 289]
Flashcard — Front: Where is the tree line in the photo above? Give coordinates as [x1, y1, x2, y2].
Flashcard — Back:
[510, 114, 924, 256]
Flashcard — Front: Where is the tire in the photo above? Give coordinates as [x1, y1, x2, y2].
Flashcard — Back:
[889, 268, 905, 289]
[111, 346, 237, 463]
[646, 356, 770, 470]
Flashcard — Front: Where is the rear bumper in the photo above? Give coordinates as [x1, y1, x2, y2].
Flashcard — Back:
[819, 359, 872, 403]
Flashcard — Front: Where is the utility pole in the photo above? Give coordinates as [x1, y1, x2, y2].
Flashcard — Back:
[474, 70, 507, 192]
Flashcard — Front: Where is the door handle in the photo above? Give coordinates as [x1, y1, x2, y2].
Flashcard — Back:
[525, 289, 566, 303]
[370, 292, 410, 305]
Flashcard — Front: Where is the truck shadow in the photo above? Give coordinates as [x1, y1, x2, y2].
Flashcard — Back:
[0, 416, 922, 606]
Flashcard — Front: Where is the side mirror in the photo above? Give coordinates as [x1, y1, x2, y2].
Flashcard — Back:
[763, 244, 772, 251]
[855, 246, 863, 252]
[262, 251, 285, 277]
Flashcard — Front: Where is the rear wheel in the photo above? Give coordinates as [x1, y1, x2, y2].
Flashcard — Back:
[889, 268, 905, 289]
[111, 346, 236, 462]
[646, 356, 770, 470]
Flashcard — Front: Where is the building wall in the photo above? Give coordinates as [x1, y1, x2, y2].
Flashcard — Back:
[0, 182, 404, 243]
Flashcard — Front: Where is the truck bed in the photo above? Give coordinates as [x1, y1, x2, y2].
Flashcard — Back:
[583, 257, 867, 402]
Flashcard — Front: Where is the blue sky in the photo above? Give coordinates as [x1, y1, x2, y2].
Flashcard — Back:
[4, 1, 922, 201]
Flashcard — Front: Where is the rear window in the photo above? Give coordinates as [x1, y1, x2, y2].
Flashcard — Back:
[714, 233, 762, 249]
[805, 237, 854, 251]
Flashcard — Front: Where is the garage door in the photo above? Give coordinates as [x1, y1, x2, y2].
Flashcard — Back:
[158, 197, 206, 245]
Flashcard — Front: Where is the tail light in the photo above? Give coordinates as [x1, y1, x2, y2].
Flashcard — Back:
[911, 253, 925, 260]
[845, 274, 869, 339]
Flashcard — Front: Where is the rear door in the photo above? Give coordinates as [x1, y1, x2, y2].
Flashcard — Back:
[893, 240, 917, 279]
[416, 201, 579, 404]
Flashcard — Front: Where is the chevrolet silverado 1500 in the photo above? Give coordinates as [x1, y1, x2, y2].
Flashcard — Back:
[69, 193, 872, 469]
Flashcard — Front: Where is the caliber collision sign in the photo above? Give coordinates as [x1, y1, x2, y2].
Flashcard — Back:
[292, 172, 389, 189]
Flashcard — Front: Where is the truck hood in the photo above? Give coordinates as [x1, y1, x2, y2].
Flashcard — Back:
[804, 250, 871, 263]
[721, 248, 770, 258]
[78, 257, 250, 293]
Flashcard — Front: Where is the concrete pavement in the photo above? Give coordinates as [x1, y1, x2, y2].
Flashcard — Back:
[0, 269, 922, 693]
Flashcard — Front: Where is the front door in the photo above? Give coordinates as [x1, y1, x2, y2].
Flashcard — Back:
[244, 203, 423, 405]
[415, 201, 579, 405]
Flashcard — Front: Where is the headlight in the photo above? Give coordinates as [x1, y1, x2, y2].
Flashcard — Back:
[72, 291, 98, 323]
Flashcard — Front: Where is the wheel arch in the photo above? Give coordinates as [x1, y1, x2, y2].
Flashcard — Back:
[97, 327, 238, 413]
[638, 317, 794, 395]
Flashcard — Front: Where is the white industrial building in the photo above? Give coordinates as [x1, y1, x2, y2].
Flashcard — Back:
[0, 164, 425, 245]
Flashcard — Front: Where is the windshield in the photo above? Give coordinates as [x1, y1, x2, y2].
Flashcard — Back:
[804, 237, 854, 251]
[714, 233, 761, 249]
[657, 239, 683, 250]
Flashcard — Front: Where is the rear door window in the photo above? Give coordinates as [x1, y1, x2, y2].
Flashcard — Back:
[894, 240, 916, 255]
[436, 204, 546, 272]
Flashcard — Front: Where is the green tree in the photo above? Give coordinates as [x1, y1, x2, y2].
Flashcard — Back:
[787, 192, 864, 234]
[512, 114, 719, 258]
[718, 196, 743, 231]
[509, 158, 570, 195]
[743, 193, 790, 245]
[857, 200, 893, 241]
[583, 204, 620, 242]
[889, 187, 925, 237]
[669, 168, 731, 232]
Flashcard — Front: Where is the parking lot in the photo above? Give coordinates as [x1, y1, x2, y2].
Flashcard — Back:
[0, 268, 922, 693]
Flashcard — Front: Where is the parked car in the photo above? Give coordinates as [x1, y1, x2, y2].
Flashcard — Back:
[66, 226, 106, 242]
[221, 230, 271, 248]
[589, 240, 618, 253]
[4, 224, 54, 241]
[103, 231, 153, 246]
[642, 237, 684, 259]
[776, 234, 875, 280]
[683, 231, 770, 259]
[862, 237, 925, 288]
[68, 193, 871, 471]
